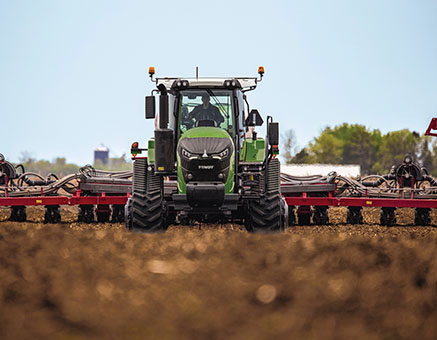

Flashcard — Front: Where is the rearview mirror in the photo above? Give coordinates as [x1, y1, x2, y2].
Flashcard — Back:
[145, 96, 156, 119]
[268, 122, 279, 145]
[244, 109, 263, 127]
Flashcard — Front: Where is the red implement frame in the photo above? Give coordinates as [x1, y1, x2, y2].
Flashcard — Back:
[284, 196, 437, 209]
[2, 191, 437, 209]
[0, 191, 129, 207]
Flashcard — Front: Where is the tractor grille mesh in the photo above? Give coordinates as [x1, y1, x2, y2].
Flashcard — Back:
[180, 157, 230, 172]
[180, 157, 230, 182]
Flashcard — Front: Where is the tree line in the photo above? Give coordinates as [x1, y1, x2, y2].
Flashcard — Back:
[16, 152, 132, 177]
[281, 123, 435, 176]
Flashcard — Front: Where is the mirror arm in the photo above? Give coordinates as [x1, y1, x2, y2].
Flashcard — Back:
[243, 94, 250, 114]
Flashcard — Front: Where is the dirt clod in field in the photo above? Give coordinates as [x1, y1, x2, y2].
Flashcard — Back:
[1, 206, 437, 339]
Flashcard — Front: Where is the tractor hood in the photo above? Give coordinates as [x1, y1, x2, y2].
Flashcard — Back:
[180, 127, 231, 140]
[178, 127, 233, 155]
[176, 127, 235, 194]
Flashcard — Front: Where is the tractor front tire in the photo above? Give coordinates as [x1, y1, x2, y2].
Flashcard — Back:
[245, 192, 286, 233]
[127, 159, 168, 233]
[131, 191, 167, 233]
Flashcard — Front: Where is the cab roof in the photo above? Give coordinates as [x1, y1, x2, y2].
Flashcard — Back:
[155, 77, 258, 91]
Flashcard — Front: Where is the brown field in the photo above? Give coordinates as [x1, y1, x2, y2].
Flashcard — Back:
[0, 206, 437, 340]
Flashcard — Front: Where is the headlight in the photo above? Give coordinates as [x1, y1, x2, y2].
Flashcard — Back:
[182, 149, 194, 158]
[217, 149, 229, 158]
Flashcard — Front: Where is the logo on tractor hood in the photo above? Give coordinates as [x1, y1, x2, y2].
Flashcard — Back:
[198, 165, 214, 170]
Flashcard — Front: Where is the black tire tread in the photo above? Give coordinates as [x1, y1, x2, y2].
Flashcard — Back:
[246, 191, 283, 233]
[129, 160, 167, 233]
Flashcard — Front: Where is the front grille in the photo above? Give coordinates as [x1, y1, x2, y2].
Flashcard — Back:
[181, 157, 230, 182]
[181, 157, 230, 172]
[178, 136, 233, 183]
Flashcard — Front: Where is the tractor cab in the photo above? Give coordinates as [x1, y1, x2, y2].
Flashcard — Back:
[150, 76, 259, 143]
[126, 67, 285, 233]
[178, 89, 235, 136]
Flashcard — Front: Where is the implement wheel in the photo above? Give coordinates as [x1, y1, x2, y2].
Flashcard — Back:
[288, 205, 296, 226]
[78, 205, 95, 223]
[44, 205, 61, 223]
[124, 198, 133, 229]
[414, 208, 431, 226]
[297, 206, 312, 225]
[380, 207, 396, 226]
[96, 205, 111, 223]
[297, 212, 311, 225]
[10, 206, 26, 222]
[127, 159, 168, 233]
[111, 204, 125, 223]
[313, 206, 329, 225]
[347, 207, 363, 224]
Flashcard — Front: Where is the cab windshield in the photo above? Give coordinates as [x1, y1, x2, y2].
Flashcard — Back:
[178, 89, 234, 138]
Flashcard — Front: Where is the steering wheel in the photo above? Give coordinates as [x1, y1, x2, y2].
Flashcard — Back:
[196, 119, 216, 127]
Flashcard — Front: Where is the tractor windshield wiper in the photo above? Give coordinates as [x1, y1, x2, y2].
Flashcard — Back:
[206, 89, 229, 119]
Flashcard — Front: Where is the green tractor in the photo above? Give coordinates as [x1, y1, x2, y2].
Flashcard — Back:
[125, 67, 287, 233]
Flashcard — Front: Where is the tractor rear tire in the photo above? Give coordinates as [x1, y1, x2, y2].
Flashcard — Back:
[245, 192, 286, 233]
[131, 191, 167, 233]
[128, 159, 168, 233]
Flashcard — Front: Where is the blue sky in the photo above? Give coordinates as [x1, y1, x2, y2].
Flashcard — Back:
[1, 0, 436, 164]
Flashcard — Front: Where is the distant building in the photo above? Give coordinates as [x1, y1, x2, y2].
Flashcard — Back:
[281, 164, 361, 177]
[94, 146, 109, 165]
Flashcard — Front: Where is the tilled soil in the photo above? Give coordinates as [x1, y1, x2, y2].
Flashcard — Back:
[0, 207, 437, 340]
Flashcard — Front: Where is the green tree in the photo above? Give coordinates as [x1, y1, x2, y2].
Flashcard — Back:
[341, 126, 380, 174]
[309, 129, 343, 164]
[417, 137, 433, 172]
[372, 129, 420, 173]
[15, 152, 80, 177]
[290, 147, 314, 164]
[430, 140, 437, 177]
